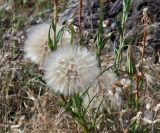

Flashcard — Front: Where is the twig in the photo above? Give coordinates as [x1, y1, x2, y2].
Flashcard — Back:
[53, 0, 59, 48]
[78, 0, 83, 44]
[141, 8, 150, 64]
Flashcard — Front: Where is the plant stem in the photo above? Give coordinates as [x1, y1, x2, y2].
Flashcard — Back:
[53, 0, 58, 48]
[68, 109, 89, 133]
[141, 8, 149, 65]
[96, 50, 101, 68]
[116, 35, 123, 68]
[78, 0, 83, 44]
[115, 0, 131, 69]
[60, 94, 67, 105]
[78, 121, 89, 133]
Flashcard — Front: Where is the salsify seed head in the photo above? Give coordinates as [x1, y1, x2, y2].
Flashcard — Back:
[24, 23, 70, 66]
[83, 71, 117, 112]
[44, 45, 100, 96]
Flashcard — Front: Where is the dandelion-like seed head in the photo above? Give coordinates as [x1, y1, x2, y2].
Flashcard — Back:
[83, 71, 117, 112]
[44, 45, 100, 96]
[24, 23, 70, 65]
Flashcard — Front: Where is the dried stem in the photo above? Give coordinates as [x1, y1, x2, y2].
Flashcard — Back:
[78, 0, 83, 44]
[135, 73, 140, 100]
[53, 0, 59, 47]
[60, 94, 67, 105]
[141, 8, 150, 64]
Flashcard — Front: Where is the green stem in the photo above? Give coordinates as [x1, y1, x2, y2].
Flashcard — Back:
[78, 121, 89, 133]
[69, 109, 89, 133]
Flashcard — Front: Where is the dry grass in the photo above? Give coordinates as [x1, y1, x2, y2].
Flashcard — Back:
[0, 1, 79, 133]
[1, 0, 160, 133]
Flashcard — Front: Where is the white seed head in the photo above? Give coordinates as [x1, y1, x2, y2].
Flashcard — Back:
[83, 71, 117, 112]
[24, 23, 70, 65]
[44, 45, 100, 96]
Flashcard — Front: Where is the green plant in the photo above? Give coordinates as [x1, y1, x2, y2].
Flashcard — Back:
[115, 0, 131, 70]
[96, 0, 107, 68]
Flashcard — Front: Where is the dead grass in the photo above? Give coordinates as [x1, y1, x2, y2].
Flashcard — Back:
[0, 1, 79, 133]
[1, 0, 160, 133]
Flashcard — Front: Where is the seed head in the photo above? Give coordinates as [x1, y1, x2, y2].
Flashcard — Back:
[24, 23, 70, 66]
[44, 45, 100, 96]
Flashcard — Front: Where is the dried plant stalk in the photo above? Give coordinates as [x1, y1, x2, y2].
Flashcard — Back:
[78, 0, 83, 43]
[53, 0, 59, 47]
[141, 8, 150, 64]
